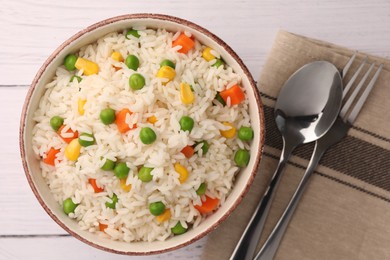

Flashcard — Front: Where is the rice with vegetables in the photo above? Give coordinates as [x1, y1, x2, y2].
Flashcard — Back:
[32, 27, 253, 242]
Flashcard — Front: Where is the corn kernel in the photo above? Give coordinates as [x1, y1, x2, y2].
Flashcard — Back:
[120, 178, 132, 192]
[65, 139, 81, 161]
[180, 83, 195, 105]
[147, 115, 158, 124]
[202, 47, 216, 62]
[111, 51, 124, 62]
[75, 57, 99, 76]
[156, 209, 171, 223]
[220, 122, 236, 138]
[174, 163, 189, 183]
[78, 99, 86, 115]
[156, 66, 176, 83]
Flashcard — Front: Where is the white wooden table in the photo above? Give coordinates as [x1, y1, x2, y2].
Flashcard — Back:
[1, 0, 389, 259]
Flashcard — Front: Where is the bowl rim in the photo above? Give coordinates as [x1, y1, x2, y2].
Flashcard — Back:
[19, 13, 265, 255]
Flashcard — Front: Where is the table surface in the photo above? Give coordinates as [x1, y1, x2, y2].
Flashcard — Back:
[1, 0, 390, 259]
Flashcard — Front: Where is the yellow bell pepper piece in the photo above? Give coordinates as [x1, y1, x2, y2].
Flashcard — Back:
[220, 122, 236, 138]
[180, 83, 195, 105]
[75, 57, 99, 76]
[120, 178, 132, 192]
[202, 47, 216, 62]
[156, 66, 176, 83]
[78, 99, 86, 115]
[147, 115, 158, 124]
[174, 163, 189, 183]
[156, 209, 171, 223]
[65, 139, 81, 161]
[111, 51, 124, 62]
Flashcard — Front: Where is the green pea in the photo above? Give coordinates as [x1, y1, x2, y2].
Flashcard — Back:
[105, 193, 118, 209]
[238, 126, 254, 141]
[197, 141, 209, 155]
[101, 158, 115, 171]
[63, 198, 78, 215]
[160, 59, 175, 69]
[70, 75, 82, 83]
[196, 183, 207, 195]
[215, 92, 226, 106]
[114, 162, 130, 179]
[138, 166, 153, 182]
[129, 73, 145, 90]
[171, 222, 187, 235]
[125, 55, 139, 71]
[78, 133, 95, 147]
[140, 127, 157, 144]
[64, 54, 78, 71]
[50, 116, 64, 131]
[234, 149, 250, 167]
[149, 201, 166, 216]
[212, 59, 224, 68]
[126, 29, 140, 39]
[100, 108, 116, 125]
[179, 116, 194, 132]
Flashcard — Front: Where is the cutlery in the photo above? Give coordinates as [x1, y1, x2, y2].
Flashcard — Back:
[255, 55, 384, 260]
[230, 61, 343, 260]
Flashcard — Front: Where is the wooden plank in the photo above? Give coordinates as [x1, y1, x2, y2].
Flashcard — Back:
[0, 236, 205, 259]
[1, 0, 390, 84]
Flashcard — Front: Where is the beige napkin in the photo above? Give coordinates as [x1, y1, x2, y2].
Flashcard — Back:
[201, 31, 390, 260]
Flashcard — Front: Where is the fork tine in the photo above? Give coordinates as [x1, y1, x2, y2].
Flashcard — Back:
[342, 56, 368, 98]
[340, 62, 375, 119]
[347, 64, 384, 124]
[342, 52, 357, 79]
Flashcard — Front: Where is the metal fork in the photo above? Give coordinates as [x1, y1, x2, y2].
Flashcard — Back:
[254, 54, 384, 260]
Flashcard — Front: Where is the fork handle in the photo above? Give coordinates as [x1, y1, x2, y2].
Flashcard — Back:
[230, 140, 297, 260]
[254, 141, 327, 260]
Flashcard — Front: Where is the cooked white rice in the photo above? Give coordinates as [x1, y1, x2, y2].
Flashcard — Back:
[32, 28, 251, 242]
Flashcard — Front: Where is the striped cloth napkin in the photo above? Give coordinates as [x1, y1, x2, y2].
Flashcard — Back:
[201, 30, 390, 259]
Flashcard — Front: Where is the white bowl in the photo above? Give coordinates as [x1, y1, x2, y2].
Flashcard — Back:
[20, 14, 265, 255]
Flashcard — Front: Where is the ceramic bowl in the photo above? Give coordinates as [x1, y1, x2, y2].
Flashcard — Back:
[20, 13, 265, 255]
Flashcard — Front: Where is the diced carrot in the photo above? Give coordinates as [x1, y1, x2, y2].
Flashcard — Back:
[194, 195, 220, 214]
[181, 145, 195, 158]
[43, 147, 60, 166]
[116, 108, 137, 133]
[99, 223, 108, 232]
[172, 33, 195, 54]
[88, 178, 104, 193]
[219, 84, 245, 106]
[57, 125, 78, 144]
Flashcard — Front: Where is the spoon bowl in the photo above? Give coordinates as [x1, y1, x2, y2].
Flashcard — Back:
[230, 60, 343, 260]
[275, 61, 343, 143]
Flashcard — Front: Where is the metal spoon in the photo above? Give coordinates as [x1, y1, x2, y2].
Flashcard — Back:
[230, 61, 343, 260]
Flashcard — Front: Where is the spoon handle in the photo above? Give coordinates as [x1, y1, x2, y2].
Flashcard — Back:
[230, 140, 296, 260]
[254, 141, 327, 260]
